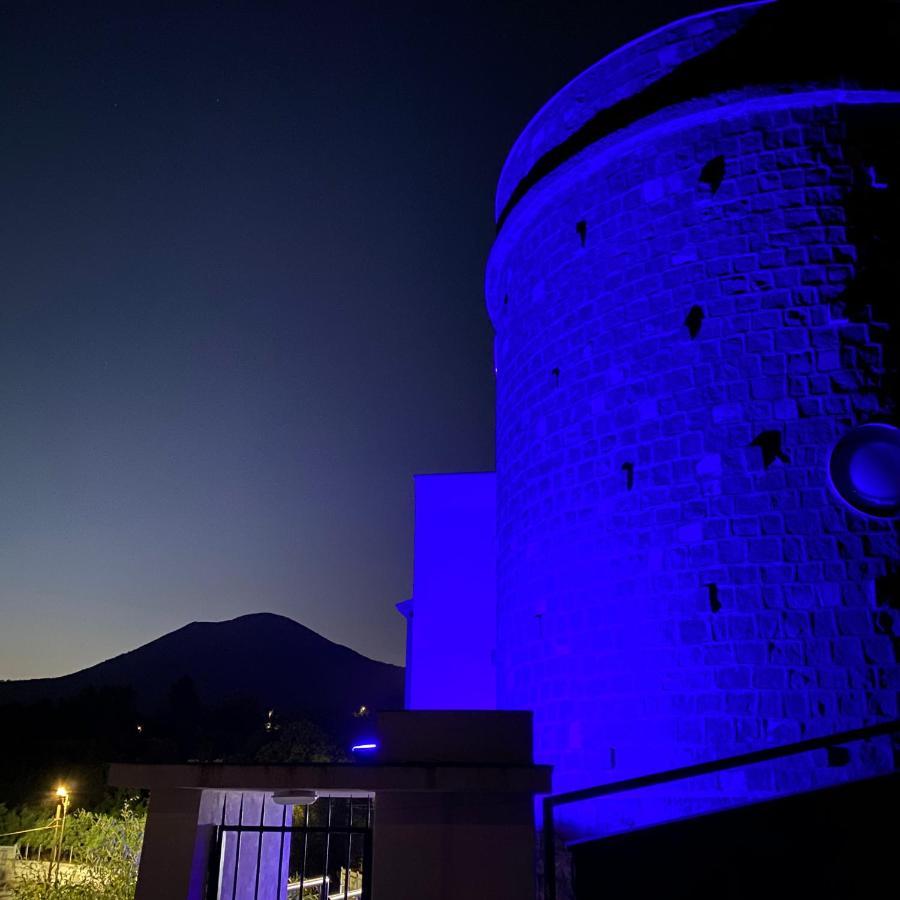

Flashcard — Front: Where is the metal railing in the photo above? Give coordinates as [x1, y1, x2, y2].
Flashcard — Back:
[543, 719, 900, 900]
[209, 796, 373, 900]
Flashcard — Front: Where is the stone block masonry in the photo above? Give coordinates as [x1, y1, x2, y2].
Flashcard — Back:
[486, 0, 900, 838]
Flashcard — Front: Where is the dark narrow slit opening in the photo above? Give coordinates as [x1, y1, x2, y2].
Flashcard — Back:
[749, 430, 790, 469]
[699, 155, 726, 194]
[684, 304, 704, 338]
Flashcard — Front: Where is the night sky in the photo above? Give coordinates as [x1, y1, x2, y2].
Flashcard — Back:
[1, 0, 721, 678]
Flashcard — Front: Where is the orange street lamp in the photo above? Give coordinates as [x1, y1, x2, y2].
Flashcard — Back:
[52, 785, 70, 886]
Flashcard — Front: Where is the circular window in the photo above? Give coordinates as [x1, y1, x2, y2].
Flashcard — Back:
[828, 423, 900, 518]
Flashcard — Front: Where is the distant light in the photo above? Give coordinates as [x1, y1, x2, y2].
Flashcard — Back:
[351, 743, 378, 752]
[55, 786, 68, 799]
[136, 724, 143, 734]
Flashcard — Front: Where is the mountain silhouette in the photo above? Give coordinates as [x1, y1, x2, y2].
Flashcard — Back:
[0, 612, 403, 721]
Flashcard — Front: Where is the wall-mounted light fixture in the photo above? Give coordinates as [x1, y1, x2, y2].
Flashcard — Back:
[829, 423, 900, 518]
[272, 790, 318, 806]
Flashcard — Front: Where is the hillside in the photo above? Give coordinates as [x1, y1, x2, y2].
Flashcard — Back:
[0, 613, 404, 807]
[0, 612, 403, 720]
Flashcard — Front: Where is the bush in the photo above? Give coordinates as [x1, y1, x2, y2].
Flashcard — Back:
[13, 800, 145, 900]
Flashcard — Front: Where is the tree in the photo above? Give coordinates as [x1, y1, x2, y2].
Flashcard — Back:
[254, 719, 347, 764]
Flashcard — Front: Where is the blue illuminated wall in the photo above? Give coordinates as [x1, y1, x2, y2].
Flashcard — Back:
[401, 473, 497, 710]
[485, 0, 900, 837]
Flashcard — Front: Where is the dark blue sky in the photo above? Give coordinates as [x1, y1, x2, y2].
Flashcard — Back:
[1, 0, 716, 678]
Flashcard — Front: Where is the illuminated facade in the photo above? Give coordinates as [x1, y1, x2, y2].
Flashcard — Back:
[406, 0, 900, 838]
[399, 473, 497, 711]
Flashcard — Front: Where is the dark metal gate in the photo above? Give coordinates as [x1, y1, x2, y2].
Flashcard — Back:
[208, 795, 373, 900]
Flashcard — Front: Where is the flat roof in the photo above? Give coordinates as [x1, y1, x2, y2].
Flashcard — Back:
[109, 761, 552, 795]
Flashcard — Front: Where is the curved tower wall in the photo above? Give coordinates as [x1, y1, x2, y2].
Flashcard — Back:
[487, 0, 900, 835]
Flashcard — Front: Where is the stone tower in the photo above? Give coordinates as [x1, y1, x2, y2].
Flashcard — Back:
[486, 0, 900, 835]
